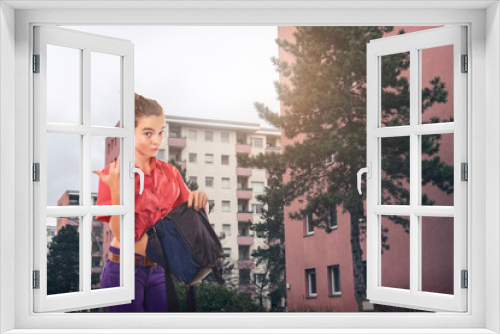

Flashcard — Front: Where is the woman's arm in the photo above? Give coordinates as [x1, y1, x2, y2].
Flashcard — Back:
[94, 158, 121, 241]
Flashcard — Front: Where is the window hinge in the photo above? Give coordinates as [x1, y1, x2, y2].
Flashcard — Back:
[461, 270, 468, 289]
[33, 270, 40, 289]
[461, 54, 468, 73]
[33, 54, 40, 73]
[461, 162, 468, 181]
[33, 163, 40, 182]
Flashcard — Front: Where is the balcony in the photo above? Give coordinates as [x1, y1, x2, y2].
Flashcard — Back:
[237, 212, 253, 222]
[236, 167, 252, 177]
[237, 188, 253, 200]
[265, 146, 282, 154]
[235, 144, 251, 154]
[167, 137, 187, 149]
[238, 260, 255, 269]
[237, 236, 254, 246]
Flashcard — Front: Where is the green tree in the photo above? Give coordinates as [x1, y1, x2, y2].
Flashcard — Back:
[254, 27, 452, 311]
[237, 152, 287, 311]
[174, 280, 264, 312]
[47, 225, 79, 295]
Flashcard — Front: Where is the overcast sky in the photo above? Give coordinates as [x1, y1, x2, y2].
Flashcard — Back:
[46, 26, 280, 209]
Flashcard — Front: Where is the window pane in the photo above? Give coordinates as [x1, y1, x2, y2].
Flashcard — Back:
[421, 216, 454, 295]
[92, 216, 120, 290]
[47, 217, 80, 295]
[47, 44, 81, 125]
[91, 52, 121, 127]
[381, 52, 410, 127]
[421, 45, 454, 124]
[381, 136, 410, 205]
[422, 134, 454, 206]
[381, 215, 410, 290]
[47, 133, 81, 206]
[91, 136, 121, 206]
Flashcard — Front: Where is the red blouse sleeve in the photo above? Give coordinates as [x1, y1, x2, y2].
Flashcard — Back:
[95, 165, 111, 223]
[172, 166, 191, 209]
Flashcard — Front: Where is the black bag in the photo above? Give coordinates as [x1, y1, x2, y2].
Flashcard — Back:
[146, 202, 225, 312]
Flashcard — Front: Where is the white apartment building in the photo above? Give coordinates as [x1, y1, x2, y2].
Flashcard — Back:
[164, 115, 281, 308]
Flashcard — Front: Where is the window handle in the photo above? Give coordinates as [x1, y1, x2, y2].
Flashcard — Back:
[357, 162, 371, 195]
[130, 162, 144, 195]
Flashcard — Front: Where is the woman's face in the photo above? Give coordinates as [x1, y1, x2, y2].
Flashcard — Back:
[134, 114, 166, 159]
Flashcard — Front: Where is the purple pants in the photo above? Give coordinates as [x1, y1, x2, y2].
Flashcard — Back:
[100, 246, 168, 312]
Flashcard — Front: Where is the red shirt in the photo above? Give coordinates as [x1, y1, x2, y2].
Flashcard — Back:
[96, 158, 191, 241]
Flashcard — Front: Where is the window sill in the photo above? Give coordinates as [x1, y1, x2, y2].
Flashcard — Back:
[329, 292, 342, 298]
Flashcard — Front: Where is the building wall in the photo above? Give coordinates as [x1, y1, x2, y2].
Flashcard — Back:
[280, 26, 455, 311]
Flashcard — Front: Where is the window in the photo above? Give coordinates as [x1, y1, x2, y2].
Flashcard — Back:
[205, 131, 213, 141]
[222, 201, 231, 212]
[365, 26, 467, 312]
[254, 273, 265, 285]
[239, 269, 251, 284]
[221, 131, 229, 142]
[305, 213, 314, 236]
[250, 137, 263, 148]
[222, 224, 231, 236]
[251, 181, 264, 193]
[328, 265, 341, 296]
[188, 176, 197, 184]
[205, 153, 214, 164]
[205, 177, 214, 188]
[189, 153, 197, 163]
[252, 204, 263, 214]
[223, 247, 231, 258]
[189, 130, 197, 140]
[221, 155, 229, 165]
[221, 178, 230, 189]
[208, 200, 215, 211]
[6, 5, 493, 333]
[328, 205, 338, 230]
[306, 269, 317, 298]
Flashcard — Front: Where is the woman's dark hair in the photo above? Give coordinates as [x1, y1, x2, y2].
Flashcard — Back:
[135, 93, 164, 127]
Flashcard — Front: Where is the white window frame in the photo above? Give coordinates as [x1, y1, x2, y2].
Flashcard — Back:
[222, 200, 231, 212]
[366, 26, 468, 313]
[3, 2, 497, 333]
[33, 26, 135, 313]
[306, 268, 317, 298]
[188, 129, 197, 141]
[221, 177, 230, 189]
[205, 153, 214, 164]
[329, 265, 341, 296]
[306, 213, 314, 236]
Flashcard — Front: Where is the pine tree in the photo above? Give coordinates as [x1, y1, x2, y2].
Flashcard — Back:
[47, 225, 80, 295]
[253, 26, 452, 311]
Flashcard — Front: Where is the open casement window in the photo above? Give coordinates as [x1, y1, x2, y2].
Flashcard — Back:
[365, 26, 467, 312]
[33, 26, 135, 312]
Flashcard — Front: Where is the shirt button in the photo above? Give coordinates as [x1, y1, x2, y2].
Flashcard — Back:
[156, 207, 159, 211]
[151, 190, 155, 194]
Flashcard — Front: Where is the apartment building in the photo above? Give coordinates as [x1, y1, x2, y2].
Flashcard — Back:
[165, 115, 281, 308]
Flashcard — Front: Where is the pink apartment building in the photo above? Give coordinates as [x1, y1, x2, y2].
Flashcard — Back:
[280, 26, 455, 312]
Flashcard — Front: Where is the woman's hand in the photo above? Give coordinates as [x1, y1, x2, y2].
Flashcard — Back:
[187, 190, 208, 212]
[93, 157, 121, 204]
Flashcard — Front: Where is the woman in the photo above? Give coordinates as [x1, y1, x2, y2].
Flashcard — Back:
[94, 93, 208, 312]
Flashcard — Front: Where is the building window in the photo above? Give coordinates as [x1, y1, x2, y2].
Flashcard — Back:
[205, 177, 214, 188]
[239, 269, 251, 285]
[306, 213, 314, 236]
[328, 205, 338, 230]
[251, 181, 264, 193]
[251, 137, 263, 148]
[221, 155, 229, 165]
[205, 153, 214, 164]
[222, 224, 231, 236]
[223, 247, 231, 258]
[189, 153, 197, 163]
[254, 273, 265, 285]
[188, 176, 197, 184]
[221, 131, 229, 142]
[252, 204, 263, 214]
[222, 201, 231, 212]
[328, 265, 341, 296]
[222, 178, 230, 189]
[188, 130, 197, 140]
[205, 131, 213, 141]
[306, 268, 317, 298]
[208, 200, 215, 211]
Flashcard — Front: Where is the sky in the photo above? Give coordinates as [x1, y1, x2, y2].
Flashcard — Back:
[46, 26, 280, 209]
